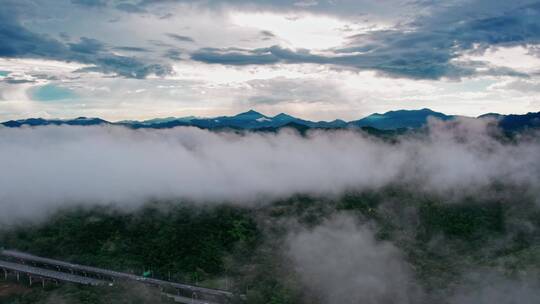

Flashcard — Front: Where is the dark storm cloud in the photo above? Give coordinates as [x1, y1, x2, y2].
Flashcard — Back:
[0, 7, 171, 79]
[76, 56, 172, 79]
[71, 0, 107, 7]
[260, 30, 275, 41]
[192, 47, 281, 65]
[3, 0, 540, 80]
[0, 72, 58, 84]
[114, 46, 151, 53]
[115, 2, 147, 13]
[0, 11, 65, 57]
[138, 0, 416, 19]
[148, 40, 175, 48]
[166, 33, 195, 43]
[159, 13, 174, 19]
[68, 37, 104, 54]
[191, 45, 470, 79]
[1, 78, 36, 84]
[164, 49, 182, 60]
[59, 32, 71, 41]
[190, 1, 540, 79]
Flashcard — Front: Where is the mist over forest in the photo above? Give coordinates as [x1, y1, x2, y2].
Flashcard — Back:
[1, 117, 539, 223]
[2, 119, 540, 303]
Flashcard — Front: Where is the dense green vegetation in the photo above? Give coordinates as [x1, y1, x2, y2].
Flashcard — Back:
[1, 202, 260, 286]
[1, 186, 540, 303]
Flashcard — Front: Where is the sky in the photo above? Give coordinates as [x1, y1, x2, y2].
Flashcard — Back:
[0, 0, 540, 121]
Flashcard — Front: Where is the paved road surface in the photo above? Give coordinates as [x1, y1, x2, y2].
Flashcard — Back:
[1, 249, 232, 301]
[0, 260, 105, 286]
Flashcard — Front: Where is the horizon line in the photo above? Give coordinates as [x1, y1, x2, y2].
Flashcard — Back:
[3, 108, 540, 124]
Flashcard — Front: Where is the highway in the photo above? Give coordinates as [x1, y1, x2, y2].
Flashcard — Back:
[0, 260, 105, 286]
[1, 249, 140, 280]
[0, 249, 233, 303]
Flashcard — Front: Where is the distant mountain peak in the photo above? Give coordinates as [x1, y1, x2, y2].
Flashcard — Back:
[478, 113, 504, 119]
[1, 117, 108, 127]
[381, 108, 437, 115]
[2, 109, 539, 133]
[235, 109, 264, 117]
[273, 113, 295, 120]
[352, 108, 452, 130]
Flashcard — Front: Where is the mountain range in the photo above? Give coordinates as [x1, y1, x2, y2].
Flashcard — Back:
[2, 109, 539, 133]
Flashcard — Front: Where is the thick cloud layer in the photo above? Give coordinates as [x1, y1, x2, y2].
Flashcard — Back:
[191, 1, 540, 79]
[3, 1, 540, 80]
[1, 118, 539, 223]
[0, 3, 171, 79]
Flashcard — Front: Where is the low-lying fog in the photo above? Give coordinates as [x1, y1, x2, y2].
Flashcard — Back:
[1, 118, 539, 224]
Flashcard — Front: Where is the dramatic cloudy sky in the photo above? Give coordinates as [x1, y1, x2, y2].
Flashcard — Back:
[1, 0, 540, 121]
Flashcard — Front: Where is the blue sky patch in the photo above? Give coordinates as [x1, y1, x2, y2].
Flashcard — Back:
[31, 84, 76, 101]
